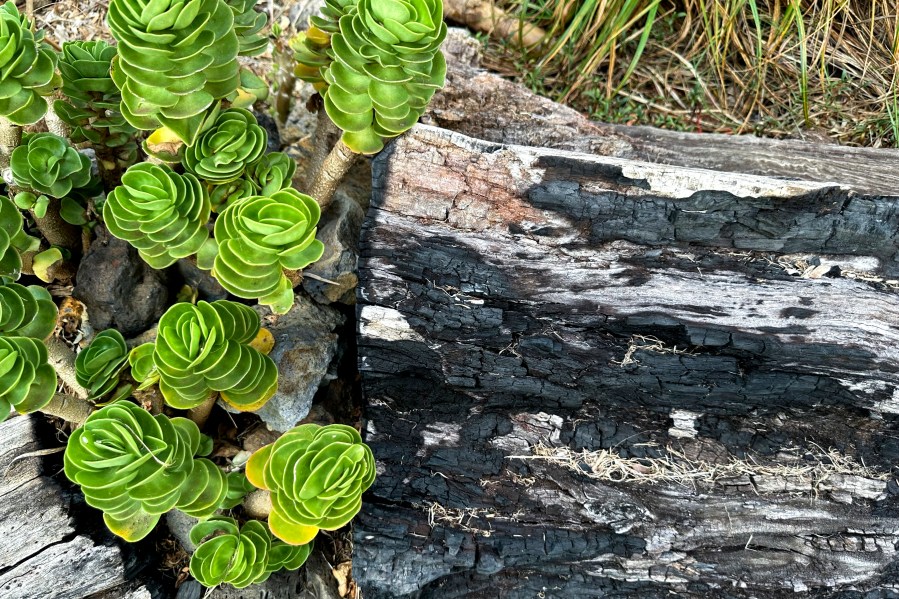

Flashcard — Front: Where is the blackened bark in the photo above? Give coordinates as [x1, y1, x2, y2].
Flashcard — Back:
[354, 125, 899, 598]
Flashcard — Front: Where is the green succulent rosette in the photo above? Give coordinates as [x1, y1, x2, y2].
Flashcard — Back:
[106, 0, 241, 145]
[182, 108, 267, 184]
[189, 517, 311, 589]
[208, 188, 324, 314]
[246, 423, 376, 545]
[103, 163, 211, 269]
[0, 282, 55, 339]
[300, 0, 447, 154]
[0, 335, 55, 422]
[209, 177, 255, 213]
[63, 401, 227, 541]
[75, 329, 129, 401]
[129, 300, 278, 411]
[0, 195, 39, 283]
[10, 133, 93, 198]
[0, 2, 57, 125]
[219, 470, 254, 509]
[248, 152, 296, 196]
[54, 41, 139, 165]
[226, 0, 268, 57]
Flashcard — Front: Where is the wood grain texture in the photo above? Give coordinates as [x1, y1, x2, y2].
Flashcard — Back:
[0, 416, 156, 598]
[425, 40, 899, 197]
[354, 125, 899, 598]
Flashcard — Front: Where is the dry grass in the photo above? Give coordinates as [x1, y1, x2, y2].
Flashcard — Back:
[509, 441, 890, 491]
[486, 0, 899, 147]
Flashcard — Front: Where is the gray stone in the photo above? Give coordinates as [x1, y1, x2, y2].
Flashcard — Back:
[176, 258, 228, 301]
[165, 510, 200, 554]
[443, 27, 482, 69]
[303, 191, 364, 305]
[223, 294, 344, 432]
[73, 226, 169, 337]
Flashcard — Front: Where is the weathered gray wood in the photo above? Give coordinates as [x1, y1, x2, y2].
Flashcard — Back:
[0, 416, 157, 598]
[354, 125, 899, 597]
[426, 36, 899, 196]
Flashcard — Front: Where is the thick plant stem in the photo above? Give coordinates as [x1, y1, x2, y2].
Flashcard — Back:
[274, 48, 297, 126]
[308, 139, 358, 211]
[40, 393, 93, 426]
[32, 197, 82, 252]
[43, 100, 72, 139]
[305, 108, 338, 188]
[243, 489, 272, 519]
[45, 336, 89, 400]
[0, 116, 21, 171]
[187, 394, 217, 429]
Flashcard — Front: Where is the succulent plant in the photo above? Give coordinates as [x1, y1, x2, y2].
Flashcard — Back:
[0, 2, 57, 125]
[189, 517, 311, 588]
[0, 334, 56, 421]
[129, 300, 278, 411]
[209, 177, 255, 213]
[246, 423, 376, 545]
[219, 471, 254, 509]
[10, 133, 94, 198]
[63, 400, 227, 541]
[294, 0, 447, 154]
[75, 329, 129, 400]
[54, 41, 139, 167]
[103, 163, 211, 269]
[0, 195, 39, 284]
[0, 282, 56, 339]
[226, 0, 268, 57]
[106, 0, 241, 145]
[207, 188, 324, 314]
[248, 152, 296, 196]
[182, 108, 267, 185]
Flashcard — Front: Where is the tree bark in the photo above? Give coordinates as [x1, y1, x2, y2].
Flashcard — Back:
[353, 125, 899, 597]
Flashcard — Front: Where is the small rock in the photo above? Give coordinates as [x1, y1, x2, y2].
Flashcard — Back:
[175, 581, 203, 599]
[73, 227, 168, 337]
[166, 510, 200, 553]
[242, 425, 281, 452]
[176, 258, 228, 301]
[287, 0, 326, 30]
[222, 293, 344, 432]
[303, 191, 364, 305]
[443, 27, 482, 69]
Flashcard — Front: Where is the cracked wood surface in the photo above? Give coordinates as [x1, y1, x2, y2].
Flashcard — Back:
[0, 415, 155, 598]
[355, 125, 899, 598]
[425, 33, 899, 197]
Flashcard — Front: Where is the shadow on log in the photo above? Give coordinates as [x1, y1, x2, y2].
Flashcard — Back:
[354, 125, 899, 598]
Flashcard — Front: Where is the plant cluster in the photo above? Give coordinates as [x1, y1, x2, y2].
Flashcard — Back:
[0, 0, 445, 591]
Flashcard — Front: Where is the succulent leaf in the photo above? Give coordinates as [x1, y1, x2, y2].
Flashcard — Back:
[182, 108, 267, 184]
[0, 334, 56, 421]
[106, 0, 241, 145]
[130, 300, 278, 411]
[247, 152, 296, 196]
[55, 41, 139, 160]
[209, 177, 256, 213]
[189, 517, 311, 589]
[295, 0, 447, 153]
[0, 282, 56, 339]
[0, 195, 39, 283]
[0, 2, 57, 125]
[103, 163, 211, 269]
[212, 188, 324, 314]
[219, 470, 254, 509]
[10, 133, 94, 198]
[75, 329, 129, 400]
[245, 423, 376, 545]
[63, 401, 228, 541]
[225, 0, 268, 57]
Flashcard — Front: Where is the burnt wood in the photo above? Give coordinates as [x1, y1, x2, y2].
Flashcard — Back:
[354, 125, 899, 598]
